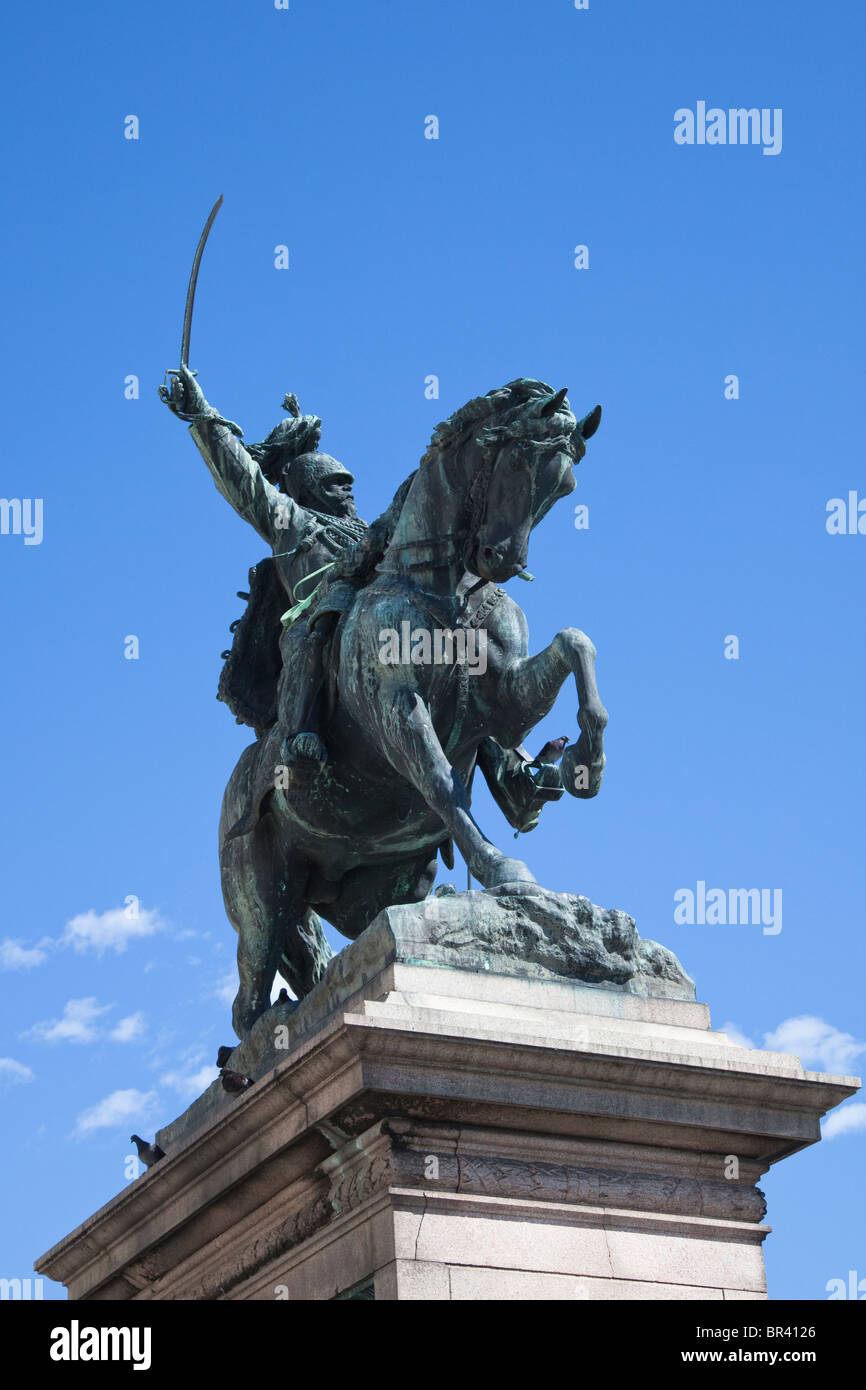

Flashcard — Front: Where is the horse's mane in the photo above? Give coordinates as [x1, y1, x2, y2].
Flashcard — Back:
[419, 378, 556, 468]
[330, 379, 564, 586]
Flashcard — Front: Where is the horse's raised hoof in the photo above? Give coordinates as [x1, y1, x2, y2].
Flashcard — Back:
[560, 741, 605, 800]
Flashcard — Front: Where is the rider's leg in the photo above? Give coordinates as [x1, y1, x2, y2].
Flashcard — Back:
[283, 614, 337, 774]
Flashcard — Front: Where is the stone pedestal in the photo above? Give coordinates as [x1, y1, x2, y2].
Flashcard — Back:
[36, 892, 859, 1300]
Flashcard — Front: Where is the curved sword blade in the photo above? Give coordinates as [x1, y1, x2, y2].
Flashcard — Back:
[180, 194, 223, 369]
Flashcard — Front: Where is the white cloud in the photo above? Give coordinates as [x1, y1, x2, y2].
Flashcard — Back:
[0, 938, 49, 970]
[720, 1015, 865, 1076]
[110, 1012, 146, 1043]
[211, 970, 236, 1006]
[73, 1088, 159, 1138]
[823, 1103, 866, 1141]
[61, 904, 166, 956]
[722, 1016, 865, 1141]
[0, 1057, 35, 1084]
[163, 1064, 219, 1099]
[24, 997, 112, 1045]
[763, 1016, 866, 1075]
[719, 1021, 756, 1050]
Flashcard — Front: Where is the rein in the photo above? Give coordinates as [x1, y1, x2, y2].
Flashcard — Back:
[376, 532, 471, 574]
[377, 442, 495, 575]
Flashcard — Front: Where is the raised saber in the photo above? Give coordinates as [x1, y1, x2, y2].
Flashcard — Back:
[161, 195, 239, 427]
[180, 193, 223, 369]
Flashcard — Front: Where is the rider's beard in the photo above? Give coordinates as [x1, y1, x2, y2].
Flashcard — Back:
[299, 485, 355, 518]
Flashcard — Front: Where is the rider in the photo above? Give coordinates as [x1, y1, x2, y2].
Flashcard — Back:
[162, 365, 367, 778]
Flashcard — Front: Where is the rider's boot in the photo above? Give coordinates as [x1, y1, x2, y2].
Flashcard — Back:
[283, 729, 328, 779]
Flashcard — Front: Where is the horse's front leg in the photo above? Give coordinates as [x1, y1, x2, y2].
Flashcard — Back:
[381, 687, 539, 891]
[499, 627, 608, 799]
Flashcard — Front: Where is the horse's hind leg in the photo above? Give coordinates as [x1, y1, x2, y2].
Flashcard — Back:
[220, 808, 325, 1039]
[280, 908, 332, 998]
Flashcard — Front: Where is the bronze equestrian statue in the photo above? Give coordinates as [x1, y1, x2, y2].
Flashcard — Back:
[164, 369, 605, 1038]
[160, 204, 607, 1041]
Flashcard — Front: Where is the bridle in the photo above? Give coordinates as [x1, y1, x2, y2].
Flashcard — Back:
[377, 426, 574, 578]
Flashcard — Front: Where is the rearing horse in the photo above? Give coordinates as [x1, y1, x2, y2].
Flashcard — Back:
[218, 379, 608, 1038]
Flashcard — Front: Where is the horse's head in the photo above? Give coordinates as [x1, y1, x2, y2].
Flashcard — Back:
[402, 381, 601, 587]
[467, 381, 601, 584]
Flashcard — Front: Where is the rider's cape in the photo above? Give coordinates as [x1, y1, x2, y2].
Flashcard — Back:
[217, 558, 284, 736]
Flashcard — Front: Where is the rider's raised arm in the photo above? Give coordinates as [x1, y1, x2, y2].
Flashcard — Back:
[162, 365, 304, 546]
[190, 413, 303, 547]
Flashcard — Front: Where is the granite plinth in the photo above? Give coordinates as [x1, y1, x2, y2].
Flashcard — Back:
[35, 892, 858, 1301]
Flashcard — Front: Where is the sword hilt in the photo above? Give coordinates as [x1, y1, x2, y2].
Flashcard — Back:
[159, 365, 198, 414]
[159, 368, 243, 436]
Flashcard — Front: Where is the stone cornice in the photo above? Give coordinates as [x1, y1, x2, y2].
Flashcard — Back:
[36, 1002, 857, 1297]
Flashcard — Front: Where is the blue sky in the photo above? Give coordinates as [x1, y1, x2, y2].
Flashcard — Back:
[1, 0, 863, 1300]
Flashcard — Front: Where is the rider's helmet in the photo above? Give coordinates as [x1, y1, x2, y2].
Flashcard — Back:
[283, 452, 355, 512]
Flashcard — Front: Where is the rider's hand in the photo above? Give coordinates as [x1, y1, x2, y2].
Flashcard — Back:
[159, 365, 210, 420]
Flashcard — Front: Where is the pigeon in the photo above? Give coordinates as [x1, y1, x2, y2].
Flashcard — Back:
[215, 1044, 234, 1068]
[220, 1067, 254, 1095]
[130, 1134, 165, 1168]
[533, 735, 570, 765]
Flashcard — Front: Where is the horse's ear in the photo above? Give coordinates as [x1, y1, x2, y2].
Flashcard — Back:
[578, 404, 602, 440]
[539, 386, 569, 417]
